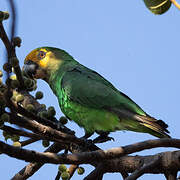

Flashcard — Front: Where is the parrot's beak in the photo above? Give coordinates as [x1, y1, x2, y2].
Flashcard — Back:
[23, 60, 47, 80]
[23, 60, 39, 79]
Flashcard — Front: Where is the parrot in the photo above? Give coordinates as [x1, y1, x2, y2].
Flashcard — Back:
[23, 47, 170, 141]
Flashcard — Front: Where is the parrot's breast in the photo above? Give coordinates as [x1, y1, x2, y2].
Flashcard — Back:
[59, 89, 121, 133]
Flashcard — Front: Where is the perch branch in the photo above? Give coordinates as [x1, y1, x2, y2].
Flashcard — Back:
[0, 139, 179, 178]
[1, 139, 180, 167]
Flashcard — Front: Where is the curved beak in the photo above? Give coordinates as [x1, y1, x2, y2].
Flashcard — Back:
[23, 60, 39, 78]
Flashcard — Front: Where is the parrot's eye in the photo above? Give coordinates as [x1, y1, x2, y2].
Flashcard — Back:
[38, 51, 46, 59]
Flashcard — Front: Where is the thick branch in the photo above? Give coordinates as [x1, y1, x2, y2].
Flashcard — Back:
[125, 156, 160, 180]
[1, 139, 180, 166]
[1, 140, 180, 176]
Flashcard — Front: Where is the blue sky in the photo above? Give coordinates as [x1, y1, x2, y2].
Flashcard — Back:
[0, 0, 180, 179]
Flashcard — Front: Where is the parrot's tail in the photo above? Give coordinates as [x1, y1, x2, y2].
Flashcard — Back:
[110, 108, 171, 138]
[134, 114, 170, 138]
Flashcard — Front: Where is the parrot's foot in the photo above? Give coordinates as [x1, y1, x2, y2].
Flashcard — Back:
[79, 138, 93, 150]
[79, 132, 94, 149]
[93, 132, 114, 144]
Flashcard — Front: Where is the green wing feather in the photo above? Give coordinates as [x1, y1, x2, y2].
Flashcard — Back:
[61, 65, 146, 116]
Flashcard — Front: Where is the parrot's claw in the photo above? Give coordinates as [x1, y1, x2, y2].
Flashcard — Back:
[93, 134, 114, 144]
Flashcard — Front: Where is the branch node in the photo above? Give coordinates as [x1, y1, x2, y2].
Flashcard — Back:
[125, 156, 160, 180]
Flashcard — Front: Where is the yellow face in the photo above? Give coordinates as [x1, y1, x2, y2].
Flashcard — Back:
[25, 48, 53, 69]
[24, 48, 61, 80]
[24, 48, 48, 79]
[24, 47, 68, 81]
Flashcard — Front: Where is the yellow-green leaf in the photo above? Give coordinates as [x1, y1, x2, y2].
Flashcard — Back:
[143, 0, 171, 14]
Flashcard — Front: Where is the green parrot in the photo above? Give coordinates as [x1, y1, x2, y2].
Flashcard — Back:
[23, 47, 170, 140]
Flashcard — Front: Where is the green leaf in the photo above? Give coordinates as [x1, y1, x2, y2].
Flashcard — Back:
[143, 0, 171, 14]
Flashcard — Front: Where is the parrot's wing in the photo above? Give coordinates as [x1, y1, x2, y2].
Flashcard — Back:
[61, 66, 146, 116]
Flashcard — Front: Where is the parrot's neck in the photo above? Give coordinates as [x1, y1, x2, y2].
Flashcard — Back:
[47, 60, 79, 96]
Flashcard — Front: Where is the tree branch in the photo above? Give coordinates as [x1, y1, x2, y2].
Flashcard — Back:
[11, 143, 64, 180]
[4, 0, 24, 87]
[20, 139, 39, 147]
[1, 139, 180, 169]
[8, 113, 99, 151]
[164, 172, 178, 180]
[1, 125, 40, 140]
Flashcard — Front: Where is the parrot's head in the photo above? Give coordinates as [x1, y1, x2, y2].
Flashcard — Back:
[23, 47, 74, 81]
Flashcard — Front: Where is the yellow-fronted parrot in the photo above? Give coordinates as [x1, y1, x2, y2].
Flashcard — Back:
[23, 47, 170, 140]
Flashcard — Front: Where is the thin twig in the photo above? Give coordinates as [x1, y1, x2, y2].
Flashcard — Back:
[1, 125, 40, 140]
[6, 0, 15, 101]
[170, 0, 180, 10]
[54, 171, 61, 180]
[8, 0, 16, 42]
[69, 164, 79, 179]
[20, 139, 39, 147]
[0, 22, 11, 54]
[120, 171, 129, 179]
[7, 0, 24, 87]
